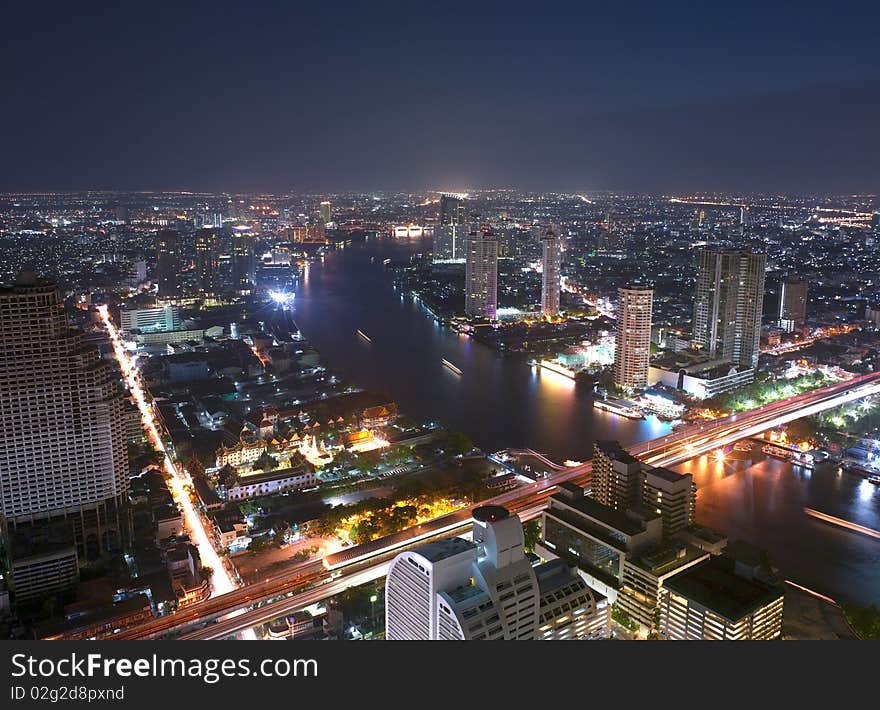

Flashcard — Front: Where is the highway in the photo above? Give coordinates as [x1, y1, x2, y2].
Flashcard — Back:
[95, 366, 880, 640]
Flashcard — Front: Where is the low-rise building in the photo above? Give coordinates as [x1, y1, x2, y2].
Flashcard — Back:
[618, 541, 709, 631]
[659, 551, 784, 640]
[222, 459, 317, 501]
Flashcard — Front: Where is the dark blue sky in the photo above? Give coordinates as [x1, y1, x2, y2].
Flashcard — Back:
[2, 1, 878, 194]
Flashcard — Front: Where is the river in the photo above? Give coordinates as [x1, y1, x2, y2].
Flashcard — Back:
[291, 236, 880, 606]
[291, 236, 670, 463]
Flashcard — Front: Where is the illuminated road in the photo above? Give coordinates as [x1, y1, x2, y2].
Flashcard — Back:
[84, 367, 880, 640]
[98, 306, 257, 638]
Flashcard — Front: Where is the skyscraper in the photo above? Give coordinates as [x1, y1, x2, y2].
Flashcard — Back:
[231, 228, 257, 296]
[778, 275, 808, 332]
[194, 228, 221, 298]
[155, 229, 180, 298]
[0, 273, 129, 563]
[319, 201, 331, 224]
[613, 285, 653, 389]
[692, 248, 766, 370]
[464, 227, 498, 319]
[434, 193, 467, 261]
[385, 506, 602, 640]
[541, 228, 561, 317]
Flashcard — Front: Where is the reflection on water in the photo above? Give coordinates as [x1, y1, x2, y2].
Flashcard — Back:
[677, 450, 880, 606]
[291, 237, 671, 462]
[292, 238, 880, 605]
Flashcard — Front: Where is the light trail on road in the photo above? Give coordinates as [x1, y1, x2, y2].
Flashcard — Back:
[74, 364, 880, 640]
[804, 507, 880, 540]
[98, 305, 256, 638]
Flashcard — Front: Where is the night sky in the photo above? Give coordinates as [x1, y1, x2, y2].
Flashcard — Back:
[2, 2, 878, 194]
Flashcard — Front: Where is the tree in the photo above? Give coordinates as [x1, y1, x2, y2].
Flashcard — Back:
[522, 520, 542, 554]
[443, 432, 473, 456]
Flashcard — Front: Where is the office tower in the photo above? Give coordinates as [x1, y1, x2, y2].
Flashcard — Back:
[778, 275, 808, 332]
[319, 201, 331, 224]
[439, 193, 465, 226]
[155, 229, 180, 298]
[120, 304, 183, 334]
[613, 285, 653, 389]
[0, 273, 129, 568]
[434, 193, 467, 261]
[231, 228, 257, 296]
[194, 228, 221, 298]
[464, 227, 498, 319]
[385, 506, 602, 640]
[692, 248, 767, 370]
[658, 551, 784, 640]
[541, 228, 561, 317]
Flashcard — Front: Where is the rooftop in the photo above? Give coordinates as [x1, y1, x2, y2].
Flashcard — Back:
[414, 537, 475, 564]
[549, 492, 656, 537]
[663, 555, 784, 623]
[594, 440, 639, 465]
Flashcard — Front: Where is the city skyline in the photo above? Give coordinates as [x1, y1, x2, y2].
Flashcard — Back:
[1, 1, 879, 649]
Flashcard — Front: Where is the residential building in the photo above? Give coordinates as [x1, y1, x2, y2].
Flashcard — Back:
[195, 228, 221, 298]
[692, 248, 766, 372]
[541, 228, 561, 317]
[464, 227, 498, 319]
[614, 285, 653, 389]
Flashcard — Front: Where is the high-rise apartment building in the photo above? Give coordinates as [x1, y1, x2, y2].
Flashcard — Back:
[613, 285, 653, 389]
[0, 273, 129, 569]
[592, 441, 642, 510]
[692, 248, 766, 370]
[155, 229, 180, 298]
[434, 193, 467, 261]
[592, 442, 695, 537]
[541, 228, 561, 317]
[778, 275, 808, 332]
[385, 506, 604, 640]
[319, 201, 331, 224]
[194, 228, 221, 298]
[465, 227, 498, 319]
[231, 228, 257, 296]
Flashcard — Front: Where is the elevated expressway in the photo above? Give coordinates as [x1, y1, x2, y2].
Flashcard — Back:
[104, 371, 880, 640]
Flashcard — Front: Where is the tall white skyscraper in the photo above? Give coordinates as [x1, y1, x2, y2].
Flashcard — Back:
[541, 228, 561, 317]
[464, 227, 498, 319]
[319, 201, 332, 224]
[613, 285, 653, 389]
[0, 273, 129, 560]
[693, 248, 766, 370]
[385, 506, 602, 640]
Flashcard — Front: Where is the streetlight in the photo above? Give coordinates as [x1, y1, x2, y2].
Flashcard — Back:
[370, 594, 378, 629]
